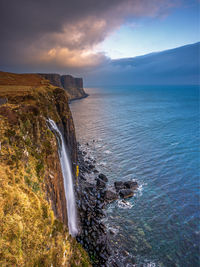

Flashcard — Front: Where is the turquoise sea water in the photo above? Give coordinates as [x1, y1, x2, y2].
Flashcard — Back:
[70, 85, 200, 266]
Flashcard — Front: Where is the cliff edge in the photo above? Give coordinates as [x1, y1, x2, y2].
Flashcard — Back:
[0, 71, 91, 266]
[39, 73, 88, 101]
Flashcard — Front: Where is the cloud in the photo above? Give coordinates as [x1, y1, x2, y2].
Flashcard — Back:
[0, 0, 178, 73]
[85, 42, 200, 86]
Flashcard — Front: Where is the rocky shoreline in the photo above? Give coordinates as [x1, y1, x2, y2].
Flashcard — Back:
[68, 93, 89, 104]
[75, 143, 139, 266]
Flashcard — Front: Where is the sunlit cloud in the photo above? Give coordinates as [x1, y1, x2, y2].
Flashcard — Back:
[0, 0, 180, 73]
[39, 47, 107, 68]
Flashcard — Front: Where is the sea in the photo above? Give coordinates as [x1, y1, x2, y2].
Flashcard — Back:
[70, 85, 200, 267]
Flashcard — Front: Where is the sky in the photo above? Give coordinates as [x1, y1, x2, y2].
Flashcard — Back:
[0, 0, 199, 75]
[98, 1, 200, 58]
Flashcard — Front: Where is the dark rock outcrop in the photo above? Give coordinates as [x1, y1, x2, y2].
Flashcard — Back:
[96, 178, 106, 188]
[98, 173, 108, 182]
[119, 189, 134, 199]
[114, 181, 125, 191]
[124, 180, 138, 190]
[76, 146, 110, 266]
[114, 180, 138, 192]
[104, 190, 118, 202]
[76, 144, 140, 266]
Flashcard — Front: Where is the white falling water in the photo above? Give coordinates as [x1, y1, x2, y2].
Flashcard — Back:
[47, 118, 78, 237]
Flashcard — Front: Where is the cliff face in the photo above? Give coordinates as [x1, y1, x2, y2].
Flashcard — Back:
[39, 73, 88, 101]
[38, 73, 63, 88]
[0, 71, 90, 266]
[61, 75, 87, 101]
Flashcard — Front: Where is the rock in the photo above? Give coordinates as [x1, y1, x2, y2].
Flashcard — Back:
[119, 189, 134, 198]
[39, 73, 63, 88]
[81, 204, 87, 211]
[97, 193, 101, 199]
[88, 164, 95, 169]
[80, 175, 86, 181]
[96, 178, 106, 188]
[114, 181, 125, 191]
[104, 190, 118, 202]
[109, 229, 115, 235]
[39, 73, 88, 101]
[98, 173, 108, 182]
[122, 250, 129, 257]
[124, 180, 138, 190]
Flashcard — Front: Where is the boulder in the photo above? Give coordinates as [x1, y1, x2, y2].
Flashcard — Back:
[96, 178, 106, 188]
[98, 173, 108, 182]
[88, 164, 95, 169]
[124, 180, 138, 190]
[104, 190, 118, 202]
[119, 189, 134, 199]
[114, 181, 125, 191]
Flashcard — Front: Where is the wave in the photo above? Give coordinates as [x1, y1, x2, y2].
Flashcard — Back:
[117, 200, 133, 209]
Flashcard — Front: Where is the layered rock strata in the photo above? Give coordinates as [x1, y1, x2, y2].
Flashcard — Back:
[0, 71, 90, 266]
[39, 73, 88, 101]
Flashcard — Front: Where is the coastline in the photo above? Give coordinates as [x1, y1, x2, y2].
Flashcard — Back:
[0, 72, 138, 266]
[75, 142, 139, 266]
[0, 72, 91, 266]
[69, 93, 89, 103]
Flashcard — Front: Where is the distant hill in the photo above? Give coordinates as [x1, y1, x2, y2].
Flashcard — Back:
[85, 42, 200, 86]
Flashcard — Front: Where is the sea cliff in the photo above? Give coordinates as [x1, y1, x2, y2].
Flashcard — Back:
[39, 73, 88, 101]
[0, 71, 90, 266]
[0, 71, 137, 266]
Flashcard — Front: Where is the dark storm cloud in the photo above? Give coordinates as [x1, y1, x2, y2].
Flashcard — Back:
[0, 0, 177, 73]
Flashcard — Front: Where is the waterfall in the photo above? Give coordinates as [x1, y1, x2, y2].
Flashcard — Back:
[47, 118, 78, 237]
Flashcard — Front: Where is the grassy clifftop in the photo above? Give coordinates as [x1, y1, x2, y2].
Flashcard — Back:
[0, 72, 91, 266]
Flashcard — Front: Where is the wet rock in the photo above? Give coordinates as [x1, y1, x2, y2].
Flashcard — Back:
[80, 175, 86, 181]
[76, 146, 113, 265]
[96, 178, 106, 188]
[81, 204, 87, 211]
[104, 190, 118, 202]
[122, 250, 129, 257]
[98, 173, 108, 182]
[119, 189, 134, 199]
[124, 180, 138, 190]
[109, 229, 115, 235]
[114, 181, 125, 191]
[100, 252, 108, 261]
[88, 164, 95, 169]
